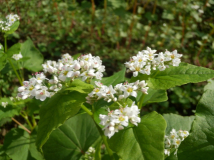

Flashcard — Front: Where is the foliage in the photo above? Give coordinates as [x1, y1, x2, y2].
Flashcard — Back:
[0, 1, 214, 160]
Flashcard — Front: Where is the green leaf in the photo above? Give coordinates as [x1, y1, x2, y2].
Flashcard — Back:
[101, 67, 126, 86]
[36, 90, 87, 152]
[66, 79, 94, 94]
[163, 114, 195, 135]
[3, 128, 44, 160]
[72, 53, 81, 60]
[4, 21, 20, 37]
[178, 81, 214, 160]
[136, 88, 168, 107]
[108, 111, 166, 160]
[0, 153, 10, 160]
[0, 98, 24, 120]
[26, 99, 43, 116]
[163, 114, 195, 160]
[5, 43, 21, 58]
[42, 114, 100, 160]
[204, 79, 214, 91]
[146, 63, 214, 90]
[0, 43, 4, 53]
[21, 38, 44, 72]
[94, 106, 108, 128]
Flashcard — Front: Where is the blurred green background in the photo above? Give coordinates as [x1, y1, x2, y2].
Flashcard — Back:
[0, 0, 214, 116]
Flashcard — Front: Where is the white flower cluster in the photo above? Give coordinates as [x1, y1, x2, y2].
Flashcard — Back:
[1, 102, 8, 108]
[99, 102, 141, 138]
[86, 80, 148, 104]
[17, 53, 105, 101]
[17, 72, 59, 101]
[85, 147, 95, 160]
[12, 52, 23, 61]
[0, 13, 19, 32]
[125, 47, 182, 77]
[42, 53, 105, 82]
[164, 129, 189, 156]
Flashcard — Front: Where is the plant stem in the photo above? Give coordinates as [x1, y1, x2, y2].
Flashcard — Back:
[94, 123, 114, 160]
[81, 104, 93, 116]
[116, 101, 123, 108]
[81, 104, 114, 159]
[17, 62, 23, 81]
[20, 112, 33, 130]
[4, 37, 7, 52]
[8, 59, 23, 86]
[4, 37, 23, 86]
[31, 115, 37, 129]
[12, 117, 31, 134]
[138, 93, 145, 109]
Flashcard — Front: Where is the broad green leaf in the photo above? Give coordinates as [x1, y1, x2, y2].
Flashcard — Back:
[42, 114, 100, 160]
[146, 63, 214, 90]
[204, 79, 214, 91]
[108, 111, 166, 160]
[21, 38, 44, 71]
[4, 21, 20, 36]
[0, 153, 10, 160]
[136, 88, 168, 107]
[178, 82, 214, 160]
[163, 114, 195, 160]
[163, 114, 195, 134]
[36, 90, 87, 151]
[0, 117, 11, 127]
[0, 145, 10, 160]
[0, 98, 24, 120]
[6, 43, 21, 57]
[66, 79, 94, 94]
[101, 67, 126, 86]
[3, 128, 43, 160]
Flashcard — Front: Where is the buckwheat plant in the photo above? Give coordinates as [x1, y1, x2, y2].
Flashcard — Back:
[1, 14, 214, 160]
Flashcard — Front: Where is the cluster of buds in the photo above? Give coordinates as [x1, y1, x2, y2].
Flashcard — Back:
[12, 52, 23, 61]
[42, 53, 105, 82]
[86, 80, 148, 104]
[17, 72, 61, 101]
[85, 147, 95, 160]
[125, 47, 182, 77]
[164, 129, 189, 156]
[99, 102, 141, 138]
[0, 13, 19, 32]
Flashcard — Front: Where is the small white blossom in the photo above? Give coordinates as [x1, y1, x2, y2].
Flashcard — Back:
[1, 102, 8, 108]
[12, 52, 23, 61]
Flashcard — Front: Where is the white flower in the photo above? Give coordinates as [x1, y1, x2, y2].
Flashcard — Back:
[125, 47, 182, 76]
[164, 149, 170, 156]
[2, 102, 8, 108]
[164, 129, 189, 157]
[12, 52, 23, 60]
[123, 102, 141, 126]
[122, 84, 138, 98]
[35, 86, 50, 101]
